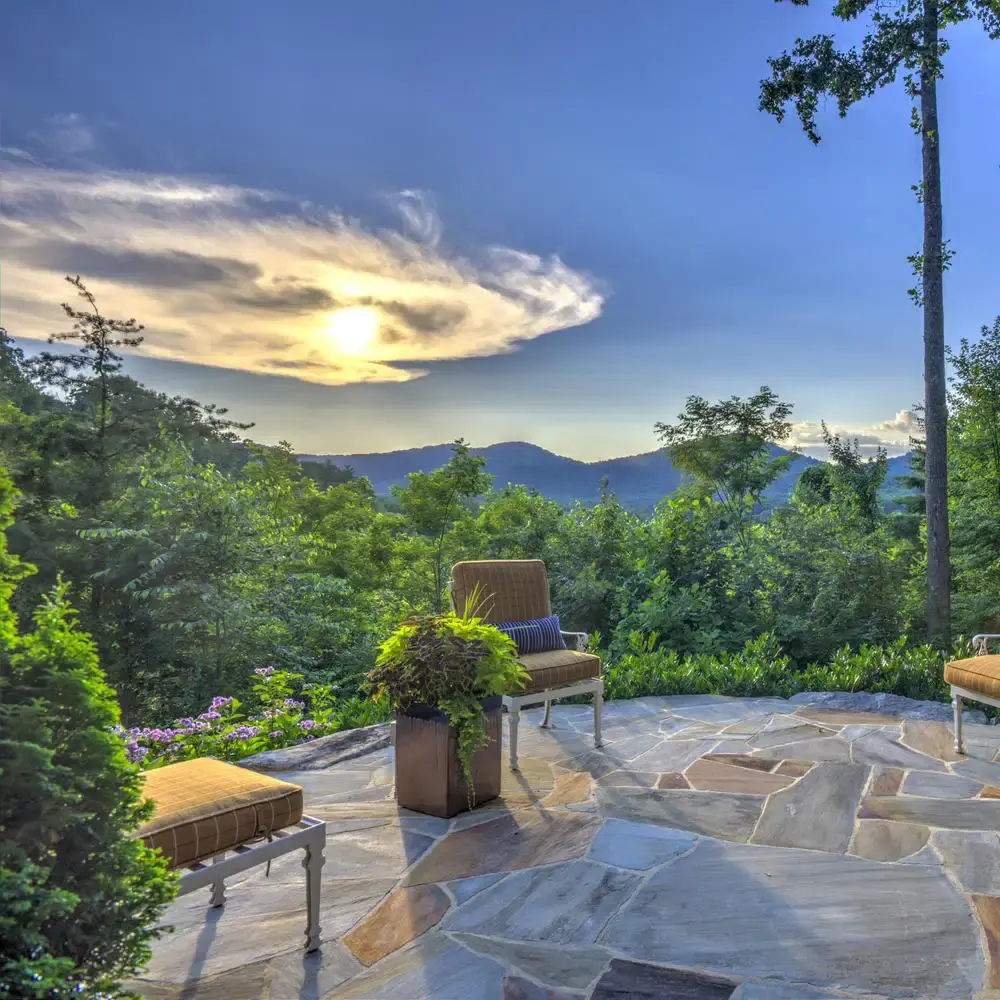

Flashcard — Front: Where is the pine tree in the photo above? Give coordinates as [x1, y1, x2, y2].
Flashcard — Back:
[0, 464, 175, 998]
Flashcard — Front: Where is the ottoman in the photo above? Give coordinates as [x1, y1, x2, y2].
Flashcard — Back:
[137, 758, 326, 951]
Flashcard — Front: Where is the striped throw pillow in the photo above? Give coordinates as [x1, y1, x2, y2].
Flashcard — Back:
[493, 615, 567, 656]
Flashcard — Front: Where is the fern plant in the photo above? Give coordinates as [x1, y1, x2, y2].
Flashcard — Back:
[370, 585, 527, 801]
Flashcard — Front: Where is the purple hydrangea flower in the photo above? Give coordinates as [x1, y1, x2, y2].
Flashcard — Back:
[199, 711, 222, 721]
[268, 730, 282, 739]
[298, 719, 315, 731]
[254, 666, 275, 677]
[210, 696, 234, 710]
[283, 699, 305, 711]
[224, 724, 262, 742]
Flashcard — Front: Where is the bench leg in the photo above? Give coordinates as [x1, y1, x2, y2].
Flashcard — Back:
[209, 853, 226, 908]
[509, 706, 520, 771]
[540, 699, 553, 728]
[302, 834, 325, 952]
[953, 690, 966, 755]
[594, 685, 603, 748]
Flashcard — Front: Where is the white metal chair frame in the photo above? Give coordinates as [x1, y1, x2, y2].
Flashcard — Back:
[499, 627, 603, 772]
[951, 633, 1000, 755]
[175, 814, 326, 952]
[448, 570, 604, 772]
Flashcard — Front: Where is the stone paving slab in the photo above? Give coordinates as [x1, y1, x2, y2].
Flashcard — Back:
[600, 838, 983, 999]
[451, 934, 609, 991]
[326, 935, 506, 999]
[404, 809, 602, 884]
[444, 859, 640, 944]
[587, 817, 697, 870]
[849, 819, 931, 863]
[590, 959, 737, 999]
[596, 787, 765, 841]
[859, 794, 1000, 830]
[933, 831, 1000, 894]
[902, 769, 983, 799]
[750, 737, 851, 763]
[137, 693, 1000, 999]
[750, 763, 867, 853]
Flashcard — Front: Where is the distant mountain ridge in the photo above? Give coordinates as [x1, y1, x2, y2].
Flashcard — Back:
[299, 441, 913, 511]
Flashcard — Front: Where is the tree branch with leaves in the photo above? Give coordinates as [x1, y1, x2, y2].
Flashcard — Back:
[759, 0, 1000, 644]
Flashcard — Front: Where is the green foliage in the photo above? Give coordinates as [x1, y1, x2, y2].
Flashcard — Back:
[821, 423, 888, 530]
[604, 630, 953, 706]
[0, 466, 175, 999]
[391, 439, 492, 610]
[122, 667, 389, 769]
[948, 318, 1000, 636]
[655, 387, 796, 546]
[8, 280, 1000, 752]
[371, 608, 528, 798]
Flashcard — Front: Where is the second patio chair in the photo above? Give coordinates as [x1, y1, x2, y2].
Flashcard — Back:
[449, 559, 604, 770]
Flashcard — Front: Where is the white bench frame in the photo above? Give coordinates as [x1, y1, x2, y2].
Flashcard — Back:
[951, 634, 1000, 755]
[175, 814, 326, 952]
[505, 629, 603, 772]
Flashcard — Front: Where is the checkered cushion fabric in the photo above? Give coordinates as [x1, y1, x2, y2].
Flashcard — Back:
[945, 654, 1000, 701]
[493, 614, 568, 655]
[136, 758, 303, 869]
[517, 648, 601, 693]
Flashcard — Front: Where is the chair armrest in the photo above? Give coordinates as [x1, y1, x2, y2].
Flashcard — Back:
[560, 630, 589, 652]
[973, 634, 1000, 655]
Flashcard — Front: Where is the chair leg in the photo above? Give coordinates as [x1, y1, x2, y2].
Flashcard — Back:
[209, 852, 226, 908]
[953, 691, 966, 755]
[540, 699, 553, 728]
[509, 706, 520, 771]
[302, 833, 325, 952]
[593, 685, 603, 748]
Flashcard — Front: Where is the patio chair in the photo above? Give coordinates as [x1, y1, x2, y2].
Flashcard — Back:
[945, 633, 1000, 754]
[136, 758, 326, 951]
[449, 559, 603, 771]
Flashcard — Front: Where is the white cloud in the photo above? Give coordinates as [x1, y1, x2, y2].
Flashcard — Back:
[1, 153, 605, 386]
[787, 409, 919, 459]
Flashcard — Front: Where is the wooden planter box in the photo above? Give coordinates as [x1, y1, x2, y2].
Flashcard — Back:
[394, 696, 502, 818]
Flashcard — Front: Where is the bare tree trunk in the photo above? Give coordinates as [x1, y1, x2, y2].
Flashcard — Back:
[921, 0, 950, 645]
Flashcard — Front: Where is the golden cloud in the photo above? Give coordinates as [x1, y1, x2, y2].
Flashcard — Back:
[1, 163, 605, 384]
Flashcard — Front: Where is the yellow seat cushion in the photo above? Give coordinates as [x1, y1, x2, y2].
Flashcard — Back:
[136, 758, 303, 869]
[517, 648, 601, 693]
[945, 654, 1000, 701]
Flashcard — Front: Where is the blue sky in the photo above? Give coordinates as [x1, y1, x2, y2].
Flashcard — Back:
[3, 1, 999, 459]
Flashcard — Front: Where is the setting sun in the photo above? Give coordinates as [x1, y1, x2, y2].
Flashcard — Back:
[326, 306, 379, 356]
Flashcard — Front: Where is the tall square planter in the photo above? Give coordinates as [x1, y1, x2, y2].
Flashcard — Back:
[394, 696, 502, 818]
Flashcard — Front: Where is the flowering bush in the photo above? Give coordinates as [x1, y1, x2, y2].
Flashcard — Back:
[118, 667, 389, 768]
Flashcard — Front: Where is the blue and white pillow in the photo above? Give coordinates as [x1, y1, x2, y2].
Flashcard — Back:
[493, 614, 567, 656]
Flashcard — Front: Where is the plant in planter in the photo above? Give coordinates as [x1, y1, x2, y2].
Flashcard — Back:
[370, 590, 528, 817]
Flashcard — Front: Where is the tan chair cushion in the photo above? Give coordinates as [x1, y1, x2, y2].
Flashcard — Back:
[945, 655, 1000, 701]
[136, 758, 303, 869]
[517, 648, 601, 693]
[451, 560, 551, 623]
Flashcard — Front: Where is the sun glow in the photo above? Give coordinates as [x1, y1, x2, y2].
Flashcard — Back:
[326, 306, 379, 356]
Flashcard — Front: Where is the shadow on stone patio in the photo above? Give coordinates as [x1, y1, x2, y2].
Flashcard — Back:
[128, 693, 1000, 999]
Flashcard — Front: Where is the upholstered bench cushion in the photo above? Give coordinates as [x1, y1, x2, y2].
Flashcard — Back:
[945, 655, 1000, 701]
[137, 758, 303, 869]
[517, 648, 601, 693]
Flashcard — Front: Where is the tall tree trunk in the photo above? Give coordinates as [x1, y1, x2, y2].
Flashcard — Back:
[921, 0, 950, 645]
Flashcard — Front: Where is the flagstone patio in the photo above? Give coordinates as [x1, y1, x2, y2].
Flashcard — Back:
[130, 693, 1000, 1000]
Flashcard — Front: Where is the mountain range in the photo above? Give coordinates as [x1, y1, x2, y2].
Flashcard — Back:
[300, 442, 916, 512]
